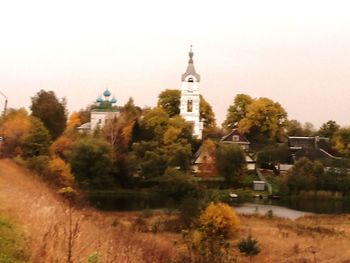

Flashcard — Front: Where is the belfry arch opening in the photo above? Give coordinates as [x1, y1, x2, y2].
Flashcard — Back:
[187, 100, 193, 112]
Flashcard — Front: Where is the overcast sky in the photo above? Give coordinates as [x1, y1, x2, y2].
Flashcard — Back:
[1, 0, 350, 128]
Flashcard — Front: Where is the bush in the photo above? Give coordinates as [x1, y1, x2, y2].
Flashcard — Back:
[198, 202, 239, 238]
[159, 168, 198, 200]
[26, 155, 50, 175]
[238, 234, 261, 262]
[47, 157, 74, 187]
[182, 202, 239, 263]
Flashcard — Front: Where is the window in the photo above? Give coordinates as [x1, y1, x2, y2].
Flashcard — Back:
[187, 100, 193, 112]
[188, 78, 194, 82]
[232, 135, 239, 142]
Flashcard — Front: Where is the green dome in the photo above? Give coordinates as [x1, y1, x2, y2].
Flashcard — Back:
[103, 89, 111, 97]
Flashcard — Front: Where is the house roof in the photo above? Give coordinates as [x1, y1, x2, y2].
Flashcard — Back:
[77, 122, 91, 130]
[220, 129, 250, 144]
[288, 136, 330, 150]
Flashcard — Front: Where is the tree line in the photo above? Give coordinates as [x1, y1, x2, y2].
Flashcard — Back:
[0, 89, 349, 192]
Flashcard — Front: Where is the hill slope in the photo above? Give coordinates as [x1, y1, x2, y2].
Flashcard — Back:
[0, 159, 173, 263]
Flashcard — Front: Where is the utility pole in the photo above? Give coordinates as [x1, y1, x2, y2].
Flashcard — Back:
[0, 91, 7, 116]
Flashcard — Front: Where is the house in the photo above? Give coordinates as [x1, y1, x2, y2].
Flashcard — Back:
[220, 129, 256, 171]
[288, 136, 340, 161]
[192, 140, 216, 176]
[220, 128, 250, 151]
[78, 89, 119, 132]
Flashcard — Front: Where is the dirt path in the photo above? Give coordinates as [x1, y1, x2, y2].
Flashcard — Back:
[0, 159, 173, 263]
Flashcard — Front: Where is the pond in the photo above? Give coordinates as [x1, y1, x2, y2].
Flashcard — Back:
[88, 192, 350, 216]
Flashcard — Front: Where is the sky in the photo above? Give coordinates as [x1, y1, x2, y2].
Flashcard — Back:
[0, 0, 350, 128]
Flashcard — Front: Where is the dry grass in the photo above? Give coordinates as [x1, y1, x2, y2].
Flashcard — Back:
[0, 159, 179, 262]
[2, 158, 350, 262]
[233, 214, 350, 263]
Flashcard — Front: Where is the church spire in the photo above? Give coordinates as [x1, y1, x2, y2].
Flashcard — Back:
[188, 45, 193, 64]
[182, 45, 200, 82]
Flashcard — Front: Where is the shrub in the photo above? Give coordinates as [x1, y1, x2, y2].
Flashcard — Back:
[48, 157, 74, 187]
[238, 234, 261, 262]
[198, 202, 239, 238]
[159, 168, 198, 200]
[26, 155, 50, 175]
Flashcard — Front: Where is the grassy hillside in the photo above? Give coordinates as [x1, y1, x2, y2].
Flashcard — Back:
[0, 214, 28, 263]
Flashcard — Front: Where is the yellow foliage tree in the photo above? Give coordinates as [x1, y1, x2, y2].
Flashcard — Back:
[48, 157, 74, 187]
[1, 109, 32, 155]
[67, 112, 81, 129]
[50, 136, 72, 158]
[198, 202, 239, 238]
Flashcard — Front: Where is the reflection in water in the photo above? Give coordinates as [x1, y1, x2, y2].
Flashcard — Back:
[89, 193, 350, 215]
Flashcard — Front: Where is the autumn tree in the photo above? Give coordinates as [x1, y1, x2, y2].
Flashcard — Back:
[30, 90, 67, 139]
[50, 136, 73, 160]
[183, 202, 239, 262]
[238, 97, 287, 144]
[332, 128, 350, 157]
[0, 108, 32, 156]
[131, 107, 195, 178]
[224, 95, 288, 145]
[48, 157, 74, 187]
[222, 94, 253, 129]
[216, 143, 246, 185]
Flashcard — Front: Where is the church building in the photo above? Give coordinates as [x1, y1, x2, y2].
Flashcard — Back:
[78, 89, 118, 132]
[180, 46, 204, 139]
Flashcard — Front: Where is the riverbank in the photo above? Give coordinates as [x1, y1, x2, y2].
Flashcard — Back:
[2, 159, 350, 262]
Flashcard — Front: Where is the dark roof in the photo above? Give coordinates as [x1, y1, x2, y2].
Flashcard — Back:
[288, 136, 330, 150]
[221, 129, 250, 144]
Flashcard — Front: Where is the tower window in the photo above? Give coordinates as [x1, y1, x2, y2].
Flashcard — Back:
[187, 100, 193, 112]
[188, 78, 194, 82]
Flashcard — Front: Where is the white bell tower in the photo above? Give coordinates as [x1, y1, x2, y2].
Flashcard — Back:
[180, 46, 203, 139]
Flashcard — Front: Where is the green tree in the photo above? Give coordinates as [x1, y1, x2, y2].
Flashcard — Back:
[200, 95, 216, 129]
[30, 90, 67, 139]
[216, 143, 246, 185]
[286, 119, 304, 136]
[318, 120, 340, 139]
[286, 157, 323, 192]
[69, 137, 113, 189]
[157, 89, 181, 117]
[223, 94, 253, 129]
[156, 89, 216, 129]
[238, 234, 261, 262]
[160, 168, 197, 200]
[22, 117, 51, 157]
